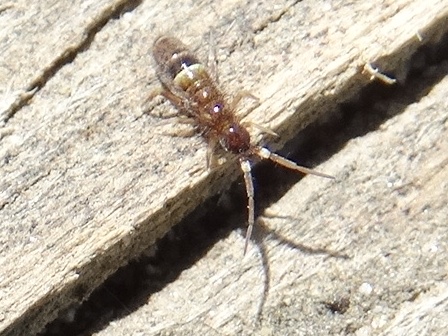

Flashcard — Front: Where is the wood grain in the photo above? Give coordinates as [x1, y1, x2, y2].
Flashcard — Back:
[0, 0, 447, 335]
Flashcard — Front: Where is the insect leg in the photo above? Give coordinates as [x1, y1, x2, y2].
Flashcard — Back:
[242, 121, 278, 137]
[206, 137, 219, 170]
[230, 90, 260, 120]
[207, 31, 219, 83]
[142, 86, 189, 118]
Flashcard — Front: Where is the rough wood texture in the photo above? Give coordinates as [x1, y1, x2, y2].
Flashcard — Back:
[0, 0, 447, 335]
[97, 63, 447, 336]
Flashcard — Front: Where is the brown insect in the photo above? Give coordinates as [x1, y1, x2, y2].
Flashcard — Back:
[151, 35, 333, 254]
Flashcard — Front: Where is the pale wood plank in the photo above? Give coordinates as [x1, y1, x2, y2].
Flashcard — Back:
[0, 0, 447, 335]
[0, 0, 136, 122]
[96, 58, 448, 336]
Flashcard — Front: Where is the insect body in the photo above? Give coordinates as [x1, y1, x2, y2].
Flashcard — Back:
[151, 36, 333, 254]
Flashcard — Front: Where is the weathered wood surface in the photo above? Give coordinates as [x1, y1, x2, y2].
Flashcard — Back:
[96, 64, 448, 336]
[0, 0, 447, 335]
